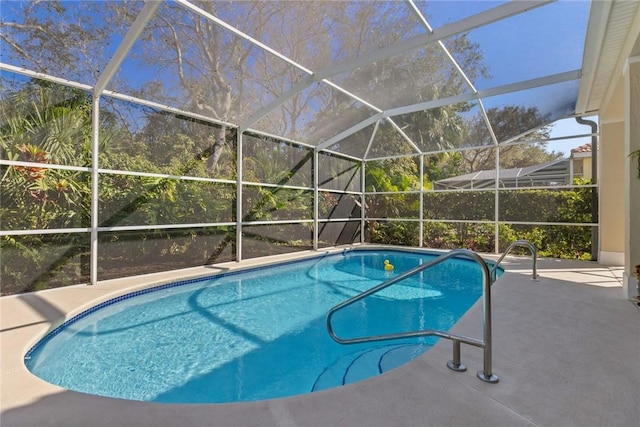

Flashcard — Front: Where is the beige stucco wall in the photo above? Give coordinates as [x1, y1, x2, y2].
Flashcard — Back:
[601, 71, 626, 121]
[626, 61, 640, 297]
[582, 157, 592, 181]
[599, 121, 625, 262]
[598, 76, 625, 266]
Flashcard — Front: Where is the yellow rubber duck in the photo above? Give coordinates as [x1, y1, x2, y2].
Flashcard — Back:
[384, 259, 394, 271]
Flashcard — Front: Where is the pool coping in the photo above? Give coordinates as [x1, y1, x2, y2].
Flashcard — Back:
[2, 245, 638, 427]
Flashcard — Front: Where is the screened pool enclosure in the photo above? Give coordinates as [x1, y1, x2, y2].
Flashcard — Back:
[0, 1, 599, 295]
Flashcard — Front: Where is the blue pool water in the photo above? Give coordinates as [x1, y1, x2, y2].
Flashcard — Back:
[25, 249, 491, 404]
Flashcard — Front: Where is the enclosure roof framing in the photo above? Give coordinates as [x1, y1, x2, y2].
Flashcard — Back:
[1, 0, 636, 160]
[93, 1, 161, 96]
[236, 0, 553, 140]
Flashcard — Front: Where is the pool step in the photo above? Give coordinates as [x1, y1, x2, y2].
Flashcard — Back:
[311, 343, 432, 392]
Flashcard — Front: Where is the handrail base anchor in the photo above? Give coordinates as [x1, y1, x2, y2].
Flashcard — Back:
[477, 371, 499, 383]
[447, 339, 467, 372]
[447, 360, 467, 372]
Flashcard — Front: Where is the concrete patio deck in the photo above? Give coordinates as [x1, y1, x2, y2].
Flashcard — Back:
[1, 250, 638, 427]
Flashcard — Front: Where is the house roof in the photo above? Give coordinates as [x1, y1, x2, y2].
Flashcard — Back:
[571, 143, 592, 154]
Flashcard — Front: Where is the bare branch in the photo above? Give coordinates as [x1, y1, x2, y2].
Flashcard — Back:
[0, 22, 49, 34]
[0, 32, 43, 70]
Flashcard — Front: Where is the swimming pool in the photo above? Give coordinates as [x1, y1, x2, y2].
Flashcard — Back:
[25, 249, 492, 404]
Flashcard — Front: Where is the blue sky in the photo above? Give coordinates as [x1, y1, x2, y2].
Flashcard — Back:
[548, 115, 597, 156]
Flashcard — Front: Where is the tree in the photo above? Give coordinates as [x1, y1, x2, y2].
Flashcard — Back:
[0, 79, 96, 293]
[1, 1, 510, 293]
[0, 79, 94, 229]
[122, 1, 386, 171]
[0, 1, 133, 84]
[2, 1, 492, 171]
[424, 151, 465, 184]
[460, 106, 562, 173]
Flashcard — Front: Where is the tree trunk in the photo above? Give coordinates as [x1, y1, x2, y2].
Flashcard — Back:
[207, 125, 227, 172]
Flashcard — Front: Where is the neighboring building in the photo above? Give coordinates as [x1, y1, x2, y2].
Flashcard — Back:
[433, 143, 593, 190]
[569, 142, 592, 182]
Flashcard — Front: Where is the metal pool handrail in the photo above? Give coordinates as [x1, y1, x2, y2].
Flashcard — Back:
[490, 239, 538, 282]
[326, 249, 499, 383]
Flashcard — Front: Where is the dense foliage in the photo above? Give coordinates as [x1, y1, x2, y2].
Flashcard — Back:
[0, 79, 326, 294]
[367, 177, 594, 260]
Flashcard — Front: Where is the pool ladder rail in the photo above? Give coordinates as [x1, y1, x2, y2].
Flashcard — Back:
[490, 239, 538, 282]
[326, 243, 538, 384]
